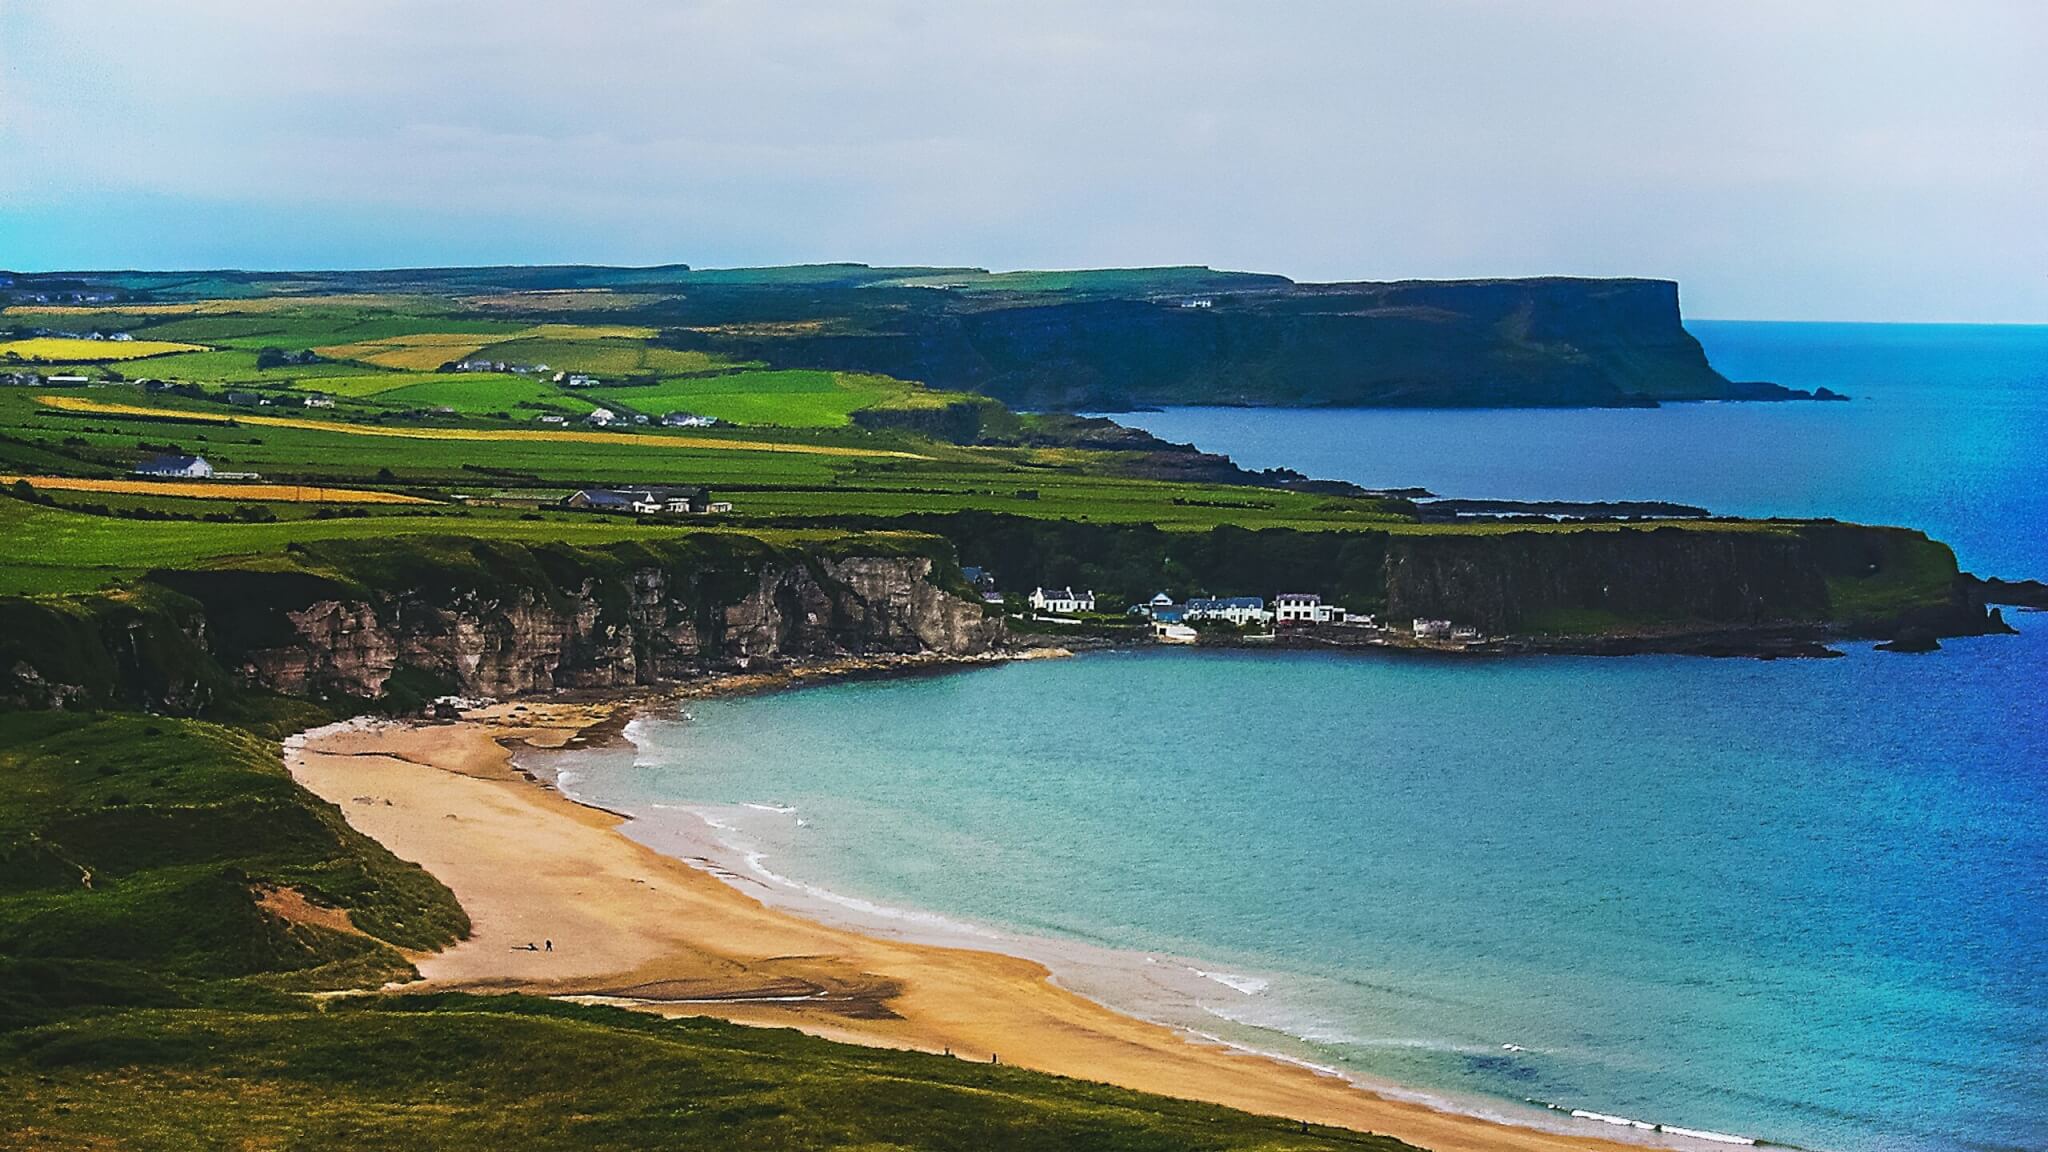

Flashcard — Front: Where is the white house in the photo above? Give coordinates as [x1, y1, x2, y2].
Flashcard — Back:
[133, 454, 214, 479]
[301, 394, 335, 408]
[535, 413, 567, 425]
[1413, 618, 1454, 640]
[585, 407, 617, 426]
[1185, 596, 1271, 627]
[1029, 587, 1096, 614]
[1275, 593, 1346, 626]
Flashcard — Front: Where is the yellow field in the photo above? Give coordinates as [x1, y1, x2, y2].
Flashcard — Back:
[1, 474, 437, 504]
[34, 395, 929, 459]
[317, 322, 661, 370]
[315, 331, 499, 370]
[0, 337, 206, 362]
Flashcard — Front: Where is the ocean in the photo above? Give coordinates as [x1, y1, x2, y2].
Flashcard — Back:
[1107, 321, 2048, 580]
[538, 322, 2047, 1152]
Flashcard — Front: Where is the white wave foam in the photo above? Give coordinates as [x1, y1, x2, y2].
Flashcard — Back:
[1188, 967, 1268, 995]
[1184, 1028, 1346, 1079]
[1573, 1110, 1659, 1132]
[1658, 1125, 1756, 1146]
[736, 849, 999, 938]
[1561, 1109, 1755, 1146]
[743, 802, 798, 815]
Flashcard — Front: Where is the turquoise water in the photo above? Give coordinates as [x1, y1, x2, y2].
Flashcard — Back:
[573, 639, 2046, 1152]
[549, 322, 2047, 1151]
[1106, 321, 2048, 579]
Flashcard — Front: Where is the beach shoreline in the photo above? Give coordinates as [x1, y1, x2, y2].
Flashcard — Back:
[283, 666, 1756, 1152]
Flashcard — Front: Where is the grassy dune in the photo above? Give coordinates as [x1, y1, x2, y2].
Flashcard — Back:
[1, 998, 1391, 1151]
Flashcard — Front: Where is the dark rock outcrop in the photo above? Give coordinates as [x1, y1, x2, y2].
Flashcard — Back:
[1973, 576, 2048, 609]
[1876, 626, 1941, 653]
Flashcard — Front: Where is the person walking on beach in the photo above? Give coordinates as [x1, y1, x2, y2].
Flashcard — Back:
[545, 939, 552, 953]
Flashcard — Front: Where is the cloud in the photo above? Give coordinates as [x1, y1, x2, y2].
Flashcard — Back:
[1, 0, 2042, 320]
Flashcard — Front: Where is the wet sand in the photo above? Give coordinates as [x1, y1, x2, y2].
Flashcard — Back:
[286, 700, 1684, 1152]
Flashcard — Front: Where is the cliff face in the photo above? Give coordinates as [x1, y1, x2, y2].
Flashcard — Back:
[670, 277, 1799, 410]
[243, 554, 1001, 700]
[1382, 529, 1830, 633]
[0, 520, 2002, 715]
[0, 537, 1001, 714]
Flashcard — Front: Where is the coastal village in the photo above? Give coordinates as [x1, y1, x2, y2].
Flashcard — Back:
[1003, 576, 1491, 651]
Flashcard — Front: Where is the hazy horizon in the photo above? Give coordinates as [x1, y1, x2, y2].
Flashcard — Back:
[4, 1, 2043, 323]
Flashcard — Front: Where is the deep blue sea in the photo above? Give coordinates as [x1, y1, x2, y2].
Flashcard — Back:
[1108, 321, 2048, 580]
[547, 323, 2047, 1152]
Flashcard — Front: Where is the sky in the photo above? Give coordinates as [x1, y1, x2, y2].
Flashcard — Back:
[1, 1, 2043, 322]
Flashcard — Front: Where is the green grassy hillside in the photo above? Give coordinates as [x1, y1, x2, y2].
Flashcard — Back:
[0, 714, 465, 1031]
[2, 996, 1399, 1151]
[0, 711, 1406, 1152]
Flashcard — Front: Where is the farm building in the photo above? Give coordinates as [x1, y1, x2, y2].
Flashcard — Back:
[302, 394, 336, 408]
[1029, 587, 1095, 614]
[662, 411, 719, 428]
[584, 407, 618, 426]
[133, 454, 214, 479]
[562, 486, 712, 515]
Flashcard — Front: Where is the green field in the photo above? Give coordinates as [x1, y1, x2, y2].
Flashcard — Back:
[4, 297, 965, 428]
[342, 375, 600, 416]
[588, 368, 951, 426]
[470, 336, 730, 377]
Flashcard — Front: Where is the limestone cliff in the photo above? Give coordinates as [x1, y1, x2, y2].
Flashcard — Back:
[0, 536, 1002, 713]
[237, 553, 1000, 700]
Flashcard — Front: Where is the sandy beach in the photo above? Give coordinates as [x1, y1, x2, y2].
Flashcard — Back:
[285, 697, 1689, 1152]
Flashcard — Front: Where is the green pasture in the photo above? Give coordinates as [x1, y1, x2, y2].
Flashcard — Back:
[588, 368, 939, 426]
[469, 336, 730, 377]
